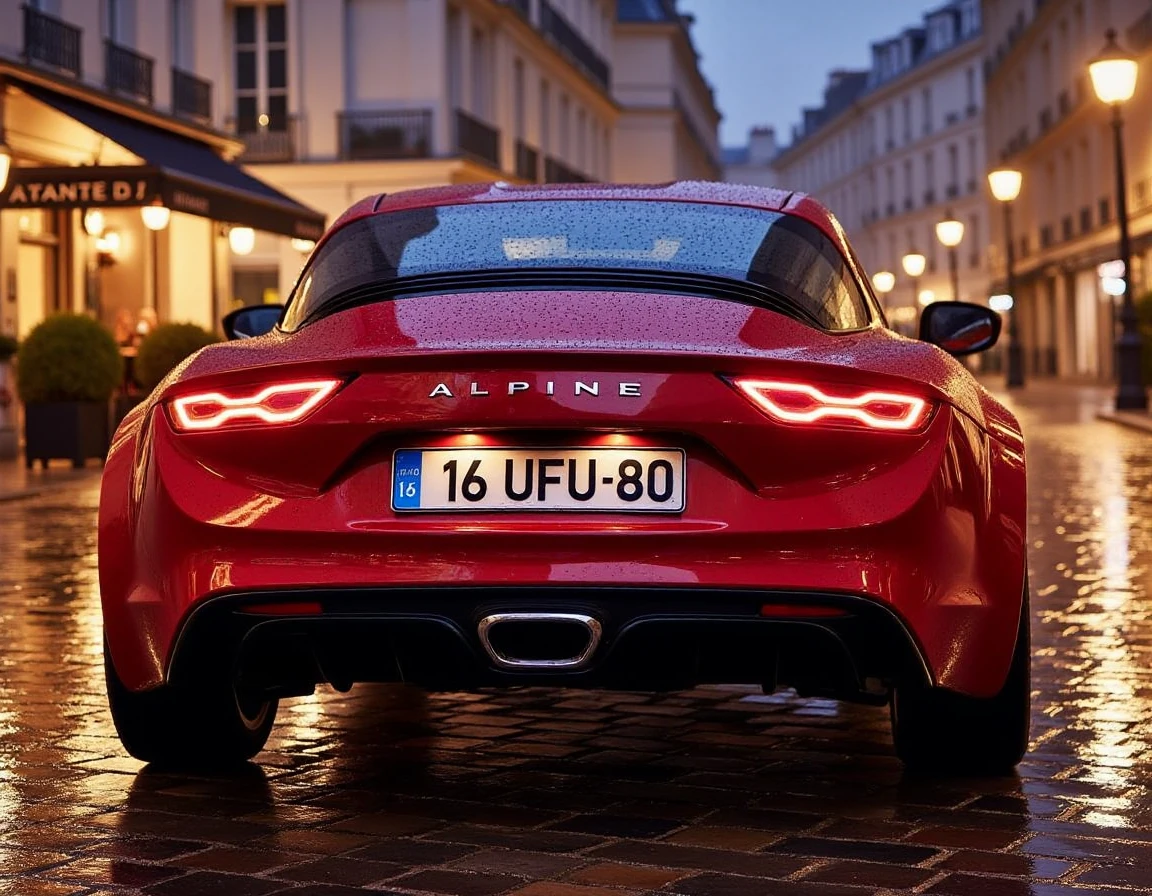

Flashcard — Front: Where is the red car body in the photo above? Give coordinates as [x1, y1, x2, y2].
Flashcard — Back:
[98, 182, 1028, 770]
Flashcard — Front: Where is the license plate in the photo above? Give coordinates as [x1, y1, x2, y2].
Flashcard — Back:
[392, 447, 685, 512]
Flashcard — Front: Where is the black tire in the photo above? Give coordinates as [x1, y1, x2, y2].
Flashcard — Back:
[104, 641, 277, 768]
[891, 579, 1030, 776]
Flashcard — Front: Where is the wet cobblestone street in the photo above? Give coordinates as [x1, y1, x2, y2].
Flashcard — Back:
[2, 384, 1152, 895]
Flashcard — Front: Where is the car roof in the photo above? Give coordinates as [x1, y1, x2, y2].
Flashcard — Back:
[321, 181, 846, 252]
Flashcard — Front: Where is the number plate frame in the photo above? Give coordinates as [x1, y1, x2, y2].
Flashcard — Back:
[391, 446, 686, 513]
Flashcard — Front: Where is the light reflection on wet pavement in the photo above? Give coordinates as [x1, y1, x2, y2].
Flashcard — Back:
[2, 383, 1152, 895]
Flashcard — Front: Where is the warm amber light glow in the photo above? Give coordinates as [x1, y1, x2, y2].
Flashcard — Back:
[140, 201, 171, 231]
[1089, 30, 1138, 104]
[936, 218, 965, 248]
[872, 270, 896, 293]
[902, 253, 926, 278]
[918, 289, 936, 306]
[229, 226, 256, 256]
[988, 168, 1023, 202]
[83, 208, 106, 236]
[0, 147, 10, 192]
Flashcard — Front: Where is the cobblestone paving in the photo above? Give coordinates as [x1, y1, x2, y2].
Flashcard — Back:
[2, 385, 1152, 895]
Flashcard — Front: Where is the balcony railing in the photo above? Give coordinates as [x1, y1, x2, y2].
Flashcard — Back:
[539, 0, 610, 90]
[228, 117, 299, 163]
[105, 40, 154, 105]
[515, 139, 540, 182]
[455, 109, 501, 170]
[22, 4, 81, 79]
[338, 109, 433, 161]
[173, 67, 212, 122]
[543, 155, 589, 183]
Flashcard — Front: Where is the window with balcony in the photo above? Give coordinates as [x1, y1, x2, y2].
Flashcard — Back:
[233, 3, 289, 152]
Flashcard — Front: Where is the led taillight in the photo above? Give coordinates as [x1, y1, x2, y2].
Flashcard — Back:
[732, 378, 930, 431]
[169, 379, 341, 431]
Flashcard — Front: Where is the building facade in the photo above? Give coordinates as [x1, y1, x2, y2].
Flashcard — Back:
[613, 0, 721, 182]
[759, 1, 987, 329]
[0, 0, 320, 340]
[202, 0, 620, 301]
[984, 0, 1152, 381]
[723, 126, 778, 186]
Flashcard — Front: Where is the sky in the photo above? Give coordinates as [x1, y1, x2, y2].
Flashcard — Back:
[677, 0, 941, 148]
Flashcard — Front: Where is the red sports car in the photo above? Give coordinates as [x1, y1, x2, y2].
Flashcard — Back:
[99, 182, 1028, 773]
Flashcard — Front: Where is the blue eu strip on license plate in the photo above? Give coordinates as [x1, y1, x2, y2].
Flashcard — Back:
[393, 449, 423, 509]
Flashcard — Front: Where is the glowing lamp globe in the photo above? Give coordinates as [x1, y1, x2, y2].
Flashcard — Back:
[988, 169, 1022, 203]
[1089, 30, 1138, 105]
[902, 253, 926, 278]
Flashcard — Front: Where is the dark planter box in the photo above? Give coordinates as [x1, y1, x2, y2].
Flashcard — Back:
[112, 394, 144, 431]
[24, 401, 111, 469]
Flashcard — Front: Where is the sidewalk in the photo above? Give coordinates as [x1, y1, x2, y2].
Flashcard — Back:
[0, 457, 102, 502]
[1097, 407, 1152, 433]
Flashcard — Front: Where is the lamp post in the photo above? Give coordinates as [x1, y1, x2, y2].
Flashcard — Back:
[935, 214, 965, 301]
[1090, 28, 1146, 410]
[989, 168, 1024, 388]
[902, 252, 926, 312]
[872, 270, 895, 313]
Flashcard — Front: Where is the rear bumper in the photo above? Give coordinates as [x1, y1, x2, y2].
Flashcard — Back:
[166, 587, 932, 702]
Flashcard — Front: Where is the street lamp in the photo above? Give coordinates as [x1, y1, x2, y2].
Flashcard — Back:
[1090, 29, 1146, 410]
[902, 252, 926, 309]
[935, 214, 965, 301]
[872, 270, 895, 311]
[989, 168, 1024, 388]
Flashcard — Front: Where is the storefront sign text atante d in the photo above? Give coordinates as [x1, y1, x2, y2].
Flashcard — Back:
[0, 167, 162, 209]
[5, 178, 149, 206]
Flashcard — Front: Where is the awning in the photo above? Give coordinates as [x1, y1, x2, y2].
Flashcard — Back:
[0, 81, 325, 240]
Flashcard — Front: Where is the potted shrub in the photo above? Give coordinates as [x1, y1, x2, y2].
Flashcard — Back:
[16, 314, 122, 469]
[134, 322, 220, 392]
[0, 333, 17, 460]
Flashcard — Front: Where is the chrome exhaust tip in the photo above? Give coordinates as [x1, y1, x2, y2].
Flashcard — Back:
[477, 612, 602, 670]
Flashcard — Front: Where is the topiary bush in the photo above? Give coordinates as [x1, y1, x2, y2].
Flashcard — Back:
[0, 334, 17, 362]
[16, 314, 122, 403]
[134, 322, 220, 392]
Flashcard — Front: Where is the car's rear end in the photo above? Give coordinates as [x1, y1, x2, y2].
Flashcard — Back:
[99, 185, 1028, 771]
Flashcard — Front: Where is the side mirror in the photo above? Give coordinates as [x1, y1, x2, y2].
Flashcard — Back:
[222, 304, 284, 340]
[918, 301, 1001, 356]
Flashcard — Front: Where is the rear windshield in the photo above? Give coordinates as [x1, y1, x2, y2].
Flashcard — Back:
[282, 200, 871, 331]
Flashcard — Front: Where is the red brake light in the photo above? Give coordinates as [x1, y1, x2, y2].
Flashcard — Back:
[733, 379, 930, 431]
[170, 379, 341, 431]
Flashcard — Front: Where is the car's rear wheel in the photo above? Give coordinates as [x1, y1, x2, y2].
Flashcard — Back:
[891, 578, 1030, 776]
[104, 641, 277, 767]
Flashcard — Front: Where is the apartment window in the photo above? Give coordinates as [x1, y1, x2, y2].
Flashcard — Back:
[559, 94, 570, 160]
[513, 58, 525, 141]
[590, 120, 599, 178]
[924, 150, 935, 200]
[947, 143, 959, 193]
[106, 0, 120, 40]
[233, 3, 287, 132]
[901, 96, 911, 143]
[447, 7, 462, 109]
[171, 0, 192, 69]
[540, 79, 551, 153]
[471, 27, 491, 118]
[884, 106, 894, 147]
[921, 87, 932, 136]
[886, 165, 895, 208]
[576, 108, 586, 171]
[968, 214, 980, 267]
[965, 67, 976, 107]
[903, 159, 913, 208]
